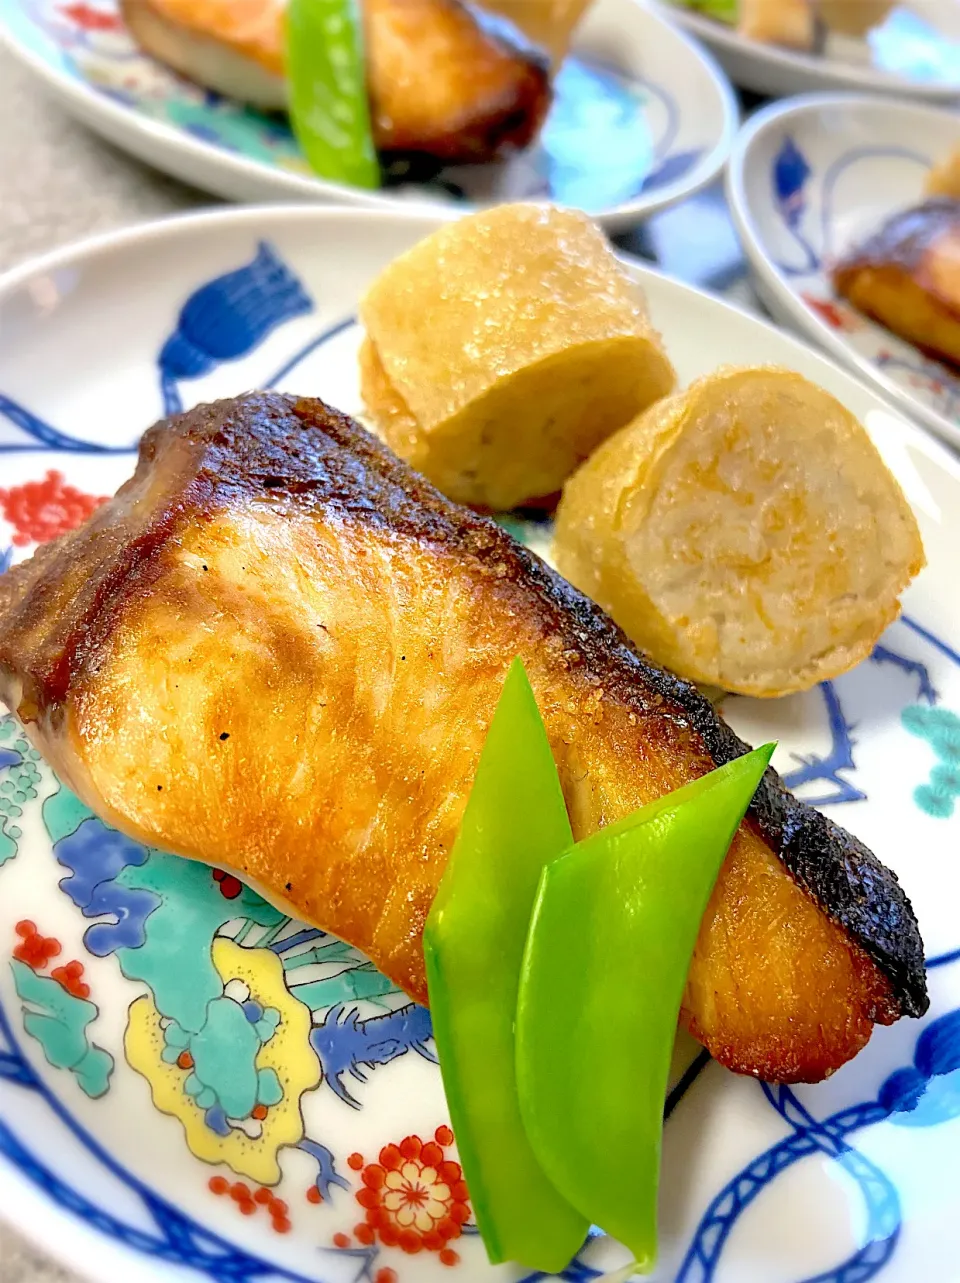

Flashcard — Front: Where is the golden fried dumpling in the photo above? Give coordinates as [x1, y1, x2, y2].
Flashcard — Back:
[553, 366, 925, 699]
[926, 150, 960, 199]
[359, 203, 676, 510]
[815, 0, 892, 36]
[738, 0, 813, 48]
[480, 0, 592, 61]
[833, 199, 960, 368]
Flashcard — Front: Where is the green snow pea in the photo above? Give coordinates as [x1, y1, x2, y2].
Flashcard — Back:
[286, 0, 379, 188]
[516, 743, 775, 1273]
[423, 659, 589, 1273]
[688, 0, 738, 24]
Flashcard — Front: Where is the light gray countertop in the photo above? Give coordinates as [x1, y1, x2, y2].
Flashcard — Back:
[1, 1232, 75, 1283]
[0, 42, 206, 275]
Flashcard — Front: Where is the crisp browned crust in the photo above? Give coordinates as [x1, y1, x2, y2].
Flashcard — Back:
[0, 394, 928, 1082]
[553, 366, 925, 699]
[365, 0, 551, 160]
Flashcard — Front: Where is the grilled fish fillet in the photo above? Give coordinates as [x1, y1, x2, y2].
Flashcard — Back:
[119, 0, 551, 163]
[0, 394, 927, 1083]
[833, 198, 960, 369]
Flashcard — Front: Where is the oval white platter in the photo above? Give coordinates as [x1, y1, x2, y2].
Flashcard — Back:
[1, 206, 960, 1283]
[726, 92, 960, 452]
[0, 0, 736, 231]
[656, 0, 960, 100]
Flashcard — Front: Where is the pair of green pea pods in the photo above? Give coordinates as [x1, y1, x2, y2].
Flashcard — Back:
[425, 660, 773, 1275]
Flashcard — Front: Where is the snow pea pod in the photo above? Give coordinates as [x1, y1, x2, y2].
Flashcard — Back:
[286, 0, 379, 188]
[424, 659, 589, 1273]
[516, 744, 775, 1273]
[683, 0, 737, 22]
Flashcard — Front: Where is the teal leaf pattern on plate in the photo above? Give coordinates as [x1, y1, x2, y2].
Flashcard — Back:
[0, 717, 42, 867]
[10, 959, 114, 1097]
[902, 704, 960, 818]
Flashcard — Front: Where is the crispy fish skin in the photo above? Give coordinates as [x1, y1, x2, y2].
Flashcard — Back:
[0, 394, 927, 1083]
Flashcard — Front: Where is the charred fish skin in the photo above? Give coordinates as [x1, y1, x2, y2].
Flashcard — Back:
[646, 662, 928, 1022]
[0, 393, 928, 1085]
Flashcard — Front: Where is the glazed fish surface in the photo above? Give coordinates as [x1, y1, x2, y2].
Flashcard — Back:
[833, 198, 960, 368]
[119, 0, 551, 163]
[0, 394, 927, 1083]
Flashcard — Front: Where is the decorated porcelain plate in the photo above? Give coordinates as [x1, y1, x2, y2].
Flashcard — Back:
[726, 93, 960, 452]
[2, 205, 960, 1283]
[0, 0, 736, 231]
[657, 0, 960, 99]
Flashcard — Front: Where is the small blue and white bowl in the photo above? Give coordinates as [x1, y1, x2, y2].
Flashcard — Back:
[726, 93, 960, 450]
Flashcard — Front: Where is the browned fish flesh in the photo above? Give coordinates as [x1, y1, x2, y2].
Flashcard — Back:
[364, 0, 551, 160]
[0, 394, 927, 1083]
[833, 198, 960, 368]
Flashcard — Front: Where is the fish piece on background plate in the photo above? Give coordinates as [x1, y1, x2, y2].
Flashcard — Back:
[362, 0, 551, 160]
[553, 366, 925, 698]
[833, 197, 960, 368]
[0, 393, 926, 1084]
[119, 0, 552, 163]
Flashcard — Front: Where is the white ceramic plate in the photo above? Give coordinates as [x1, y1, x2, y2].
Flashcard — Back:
[2, 205, 960, 1283]
[726, 93, 960, 451]
[656, 0, 960, 99]
[0, 0, 736, 231]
